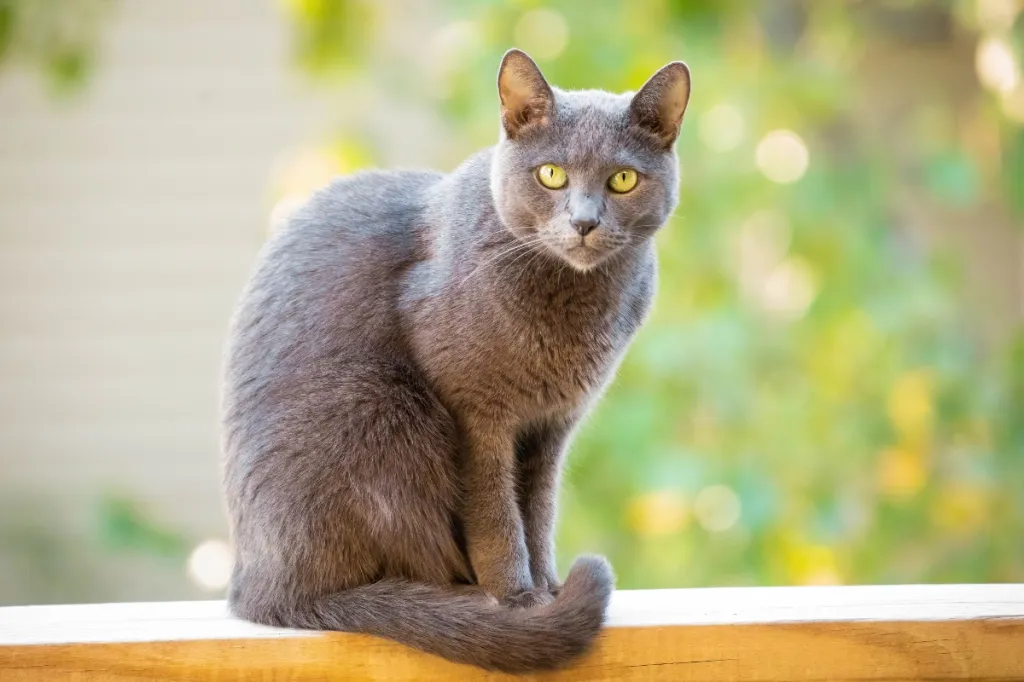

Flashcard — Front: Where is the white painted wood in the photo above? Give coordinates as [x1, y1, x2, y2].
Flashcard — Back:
[2, 584, 1023, 645]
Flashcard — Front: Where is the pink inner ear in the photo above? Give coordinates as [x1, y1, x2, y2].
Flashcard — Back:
[662, 82, 689, 127]
[499, 58, 553, 134]
[500, 78, 533, 110]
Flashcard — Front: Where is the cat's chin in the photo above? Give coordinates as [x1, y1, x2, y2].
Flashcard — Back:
[557, 244, 618, 272]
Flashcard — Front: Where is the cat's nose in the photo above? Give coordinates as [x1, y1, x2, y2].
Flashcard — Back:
[571, 216, 600, 237]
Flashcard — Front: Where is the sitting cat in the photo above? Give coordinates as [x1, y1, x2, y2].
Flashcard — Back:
[221, 48, 690, 672]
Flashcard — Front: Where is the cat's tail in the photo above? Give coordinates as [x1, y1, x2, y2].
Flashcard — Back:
[255, 555, 614, 673]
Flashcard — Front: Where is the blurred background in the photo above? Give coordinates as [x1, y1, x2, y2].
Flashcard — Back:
[0, 0, 1022, 606]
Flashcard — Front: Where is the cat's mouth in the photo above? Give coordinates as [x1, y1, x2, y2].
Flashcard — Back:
[559, 239, 616, 272]
[533, 226, 621, 272]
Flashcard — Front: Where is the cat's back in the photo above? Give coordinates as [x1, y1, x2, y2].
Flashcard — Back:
[288, 168, 442, 247]
[225, 168, 442, 398]
[246, 166, 441, 309]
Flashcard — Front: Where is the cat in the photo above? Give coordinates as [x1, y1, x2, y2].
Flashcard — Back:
[220, 48, 690, 672]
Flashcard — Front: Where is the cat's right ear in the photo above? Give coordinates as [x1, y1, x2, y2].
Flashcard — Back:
[497, 49, 554, 139]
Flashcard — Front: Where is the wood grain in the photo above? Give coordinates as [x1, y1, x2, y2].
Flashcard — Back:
[2, 584, 1023, 681]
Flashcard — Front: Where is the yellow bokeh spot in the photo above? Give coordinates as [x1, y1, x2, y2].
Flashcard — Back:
[273, 140, 372, 200]
[268, 140, 373, 231]
[887, 370, 934, 446]
[878, 447, 927, 500]
[932, 484, 989, 532]
[808, 309, 880, 398]
[784, 541, 841, 586]
[625, 56, 672, 91]
[273, 148, 342, 200]
[626, 490, 689, 537]
[333, 139, 374, 174]
[280, 0, 326, 20]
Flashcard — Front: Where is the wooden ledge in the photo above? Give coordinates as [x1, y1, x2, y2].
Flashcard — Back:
[2, 584, 1023, 680]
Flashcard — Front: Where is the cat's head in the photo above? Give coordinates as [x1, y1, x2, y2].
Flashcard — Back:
[490, 49, 690, 272]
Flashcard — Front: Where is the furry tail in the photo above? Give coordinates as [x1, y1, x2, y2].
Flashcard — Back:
[249, 556, 614, 673]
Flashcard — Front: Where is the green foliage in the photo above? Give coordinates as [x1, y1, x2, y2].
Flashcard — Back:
[276, 0, 1024, 589]
[1005, 128, 1024, 215]
[285, 0, 373, 77]
[97, 495, 189, 561]
[0, 0, 113, 93]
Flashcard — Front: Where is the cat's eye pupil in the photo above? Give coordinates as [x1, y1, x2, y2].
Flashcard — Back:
[607, 168, 638, 193]
[537, 164, 566, 189]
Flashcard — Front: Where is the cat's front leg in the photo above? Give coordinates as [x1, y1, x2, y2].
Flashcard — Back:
[517, 419, 575, 594]
[461, 422, 546, 607]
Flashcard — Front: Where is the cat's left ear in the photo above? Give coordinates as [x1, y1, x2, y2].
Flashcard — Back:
[497, 49, 554, 138]
[629, 62, 691, 149]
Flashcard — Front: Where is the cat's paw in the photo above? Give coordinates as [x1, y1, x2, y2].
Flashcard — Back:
[453, 584, 500, 606]
[501, 587, 555, 609]
[534, 574, 563, 596]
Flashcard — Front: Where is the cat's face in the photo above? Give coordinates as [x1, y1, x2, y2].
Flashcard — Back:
[491, 50, 690, 272]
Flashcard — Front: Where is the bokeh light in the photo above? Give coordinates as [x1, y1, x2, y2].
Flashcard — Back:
[700, 103, 745, 152]
[763, 257, 816, 320]
[887, 370, 935, 446]
[694, 485, 742, 533]
[736, 209, 792, 308]
[426, 20, 482, 99]
[187, 540, 234, 591]
[975, 36, 1020, 94]
[785, 543, 842, 586]
[755, 130, 810, 184]
[513, 9, 569, 62]
[878, 447, 928, 500]
[627, 490, 689, 537]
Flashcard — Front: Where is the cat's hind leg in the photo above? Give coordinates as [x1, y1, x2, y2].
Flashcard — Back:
[228, 356, 469, 617]
[326, 359, 470, 585]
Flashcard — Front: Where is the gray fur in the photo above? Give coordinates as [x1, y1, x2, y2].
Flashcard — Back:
[221, 49, 690, 672]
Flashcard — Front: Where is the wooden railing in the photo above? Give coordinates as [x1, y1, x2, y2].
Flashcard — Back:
[1, 584, 1023, 680]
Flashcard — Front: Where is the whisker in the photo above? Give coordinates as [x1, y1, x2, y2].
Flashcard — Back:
[457, 236, 547, 288]
[457, 243, 531, 286]
[497, 236, 558, 287]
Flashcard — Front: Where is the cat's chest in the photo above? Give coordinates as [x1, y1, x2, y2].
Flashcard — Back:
[411, 247, 655, 418]
[439, 284, 648, 417]
[503, 311, 624, 406]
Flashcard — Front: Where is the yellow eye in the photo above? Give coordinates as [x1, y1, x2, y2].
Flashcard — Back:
[537, 164, 567, 189]
[608, 169, 638, 193]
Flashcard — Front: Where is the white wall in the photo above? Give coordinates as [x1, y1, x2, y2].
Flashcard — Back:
[0, 0, 326, 604]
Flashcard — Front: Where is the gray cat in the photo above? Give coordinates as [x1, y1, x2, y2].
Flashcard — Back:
[220, 49, 690, 672]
